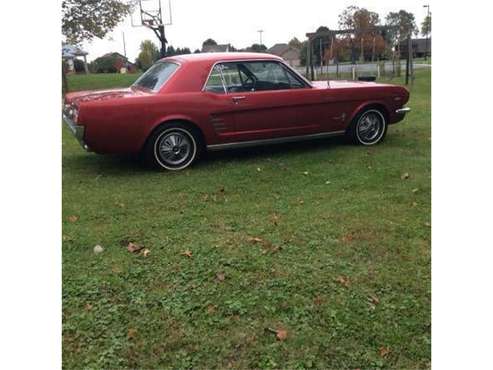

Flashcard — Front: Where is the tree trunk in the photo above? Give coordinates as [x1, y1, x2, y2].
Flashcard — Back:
[62, 60, 68, 95]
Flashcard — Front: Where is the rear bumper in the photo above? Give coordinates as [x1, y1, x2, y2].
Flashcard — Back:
[62, 113, 90, 151]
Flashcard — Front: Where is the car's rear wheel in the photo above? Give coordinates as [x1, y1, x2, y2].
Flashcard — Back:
[144, 124, 201, 170]
[346, 108, 387, 145]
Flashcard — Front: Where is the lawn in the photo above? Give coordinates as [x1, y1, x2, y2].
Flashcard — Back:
[63, 70, 431, 369]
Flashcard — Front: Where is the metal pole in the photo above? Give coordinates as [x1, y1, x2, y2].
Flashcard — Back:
[122, 32, 127, 58]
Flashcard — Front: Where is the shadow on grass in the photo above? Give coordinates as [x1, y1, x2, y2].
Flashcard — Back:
[63, 136, 348, 175]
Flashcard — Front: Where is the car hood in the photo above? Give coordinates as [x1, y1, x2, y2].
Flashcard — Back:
[64, 87, 150, 106]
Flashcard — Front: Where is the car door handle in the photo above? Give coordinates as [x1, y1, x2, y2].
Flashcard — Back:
[232, 96, 246, 103]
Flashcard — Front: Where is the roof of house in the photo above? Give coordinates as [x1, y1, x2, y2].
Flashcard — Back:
[268, 43, 301, 60]
[268, 43, 290, 56]
[202, 43, 231, 53]
[400, 38, 432, 53]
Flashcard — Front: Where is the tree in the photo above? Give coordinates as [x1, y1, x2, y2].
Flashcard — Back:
[136, 40, 159, 71]
[338, 6, 381, 62]
[202, 39, 217, 49]
[385, 10, 418, 44]
[421, 13, 431, 37]
[247, 44, 267, 53]
[62, 0, 132, 92]
[288, 37, 302, 50]
[193, 49, 201, 54]
[62, 0, 132, 44]
[91, 53, 126, 73]
[385, 10, 418, 75]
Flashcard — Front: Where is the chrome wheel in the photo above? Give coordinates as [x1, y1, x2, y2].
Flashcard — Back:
[153, 128, 197, 170]
[356, 110, 386, 145]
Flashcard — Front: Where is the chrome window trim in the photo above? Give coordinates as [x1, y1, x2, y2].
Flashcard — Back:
[206, 130, 345, 151]
[201, 58, 313, 94]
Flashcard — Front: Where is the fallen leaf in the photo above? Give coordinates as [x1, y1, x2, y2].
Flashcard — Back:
[412, 188, 420, 193]
[84, 303, 93, 311]
[412, 201, 418, 207]
[271, 214, 280, 226]
[142, 248, 151, 257]
[219, 186, 225, 193]
[341, 234, 354, 243]
[336, 275, 350, 287]
[401, 172, 410, 180]
[93, 245, 104, 254]
[303, 171, 309, 176]
[257, 167, 262, 172]
[425, 222, 431, 227]
[276, 329, 288, 341]
[369, 294, 380, 305]
[325, 180, 332, 185]
[127, 328, 138, 340]
[181, 250, 193, 258]
[216, 272, 225, 282]
[298, 199, 304, 205]
[313, 296, 323, 306]
[63, 235, 74, 242]
[67, 215, 79, 223]
[247, 236, 264, 244]
[127, 242, 144, 253]
[206, 304, 217, 314]
[379, 346, 391, 358]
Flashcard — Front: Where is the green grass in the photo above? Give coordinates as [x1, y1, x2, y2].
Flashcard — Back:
[67, 73, 141, 91]
[63, 70, 431, 369]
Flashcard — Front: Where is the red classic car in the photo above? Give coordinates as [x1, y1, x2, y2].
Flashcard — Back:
[63, 52, 410, 170]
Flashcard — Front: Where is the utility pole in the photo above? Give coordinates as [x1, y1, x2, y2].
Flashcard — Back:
[423, 5, 430, 61]
[122, 32, 127, 58]
[257, 30, 264, 46]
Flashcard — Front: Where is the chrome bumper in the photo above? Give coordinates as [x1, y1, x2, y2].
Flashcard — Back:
[62, 113, 90, 151]
[396, 107, 411, 114]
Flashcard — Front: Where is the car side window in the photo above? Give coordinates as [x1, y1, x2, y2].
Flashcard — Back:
[205, 61, 309, 94]
[204, 65, 226, 94]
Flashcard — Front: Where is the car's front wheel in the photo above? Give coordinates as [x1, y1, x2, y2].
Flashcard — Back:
[144, 124, 201, 171]
[347, 108, 387, 146]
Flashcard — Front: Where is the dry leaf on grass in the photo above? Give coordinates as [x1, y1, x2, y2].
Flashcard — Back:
[379, 346, 391, 358]
[266, 327, 288, 341]
[127, 328, 138, 340]
[276, 329, 288, 341]
[401, 172, 410, 180]
[368, 294, 380, 305]
[181, 250, 193, 258]
[216, 272, 225, 282]
[142, 249, 151, 257]
[67, 215, 79, 223]
[313, 296, 323, 306]
[93, 245, 104, 254]
[84, 303, 93, 311]
[336, 275, 350, 287]
[247, 236, 264, 244]
[127, 242, 144, 254]
[412, 188, 420, 194]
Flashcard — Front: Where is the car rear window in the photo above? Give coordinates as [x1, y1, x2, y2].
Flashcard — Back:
[132, 61, 179, 91]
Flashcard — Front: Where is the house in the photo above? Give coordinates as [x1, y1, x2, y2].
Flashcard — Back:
[98, 52, 137, 73]
[62, 43, 89, 74]
[399, 38, 432, 58]
[202, 43, 231, 53]
[267, 43, 301, 67]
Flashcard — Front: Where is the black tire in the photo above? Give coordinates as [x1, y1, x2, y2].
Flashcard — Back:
[144, 123, 202, 171]
[346, 108, 388, 146]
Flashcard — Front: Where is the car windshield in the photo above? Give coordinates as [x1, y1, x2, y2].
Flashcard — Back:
[132, 61, 179, 91]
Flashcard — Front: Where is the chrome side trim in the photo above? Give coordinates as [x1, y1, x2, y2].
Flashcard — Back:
[62, 113, 90, 151]
[396, 107, 411, 114]
[206, 130, 346, 151]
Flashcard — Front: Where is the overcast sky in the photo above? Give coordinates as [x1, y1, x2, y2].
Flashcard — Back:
[80, 0, 431, 62]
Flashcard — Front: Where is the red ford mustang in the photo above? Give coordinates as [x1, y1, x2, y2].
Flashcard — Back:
[63, 52, 410, 170]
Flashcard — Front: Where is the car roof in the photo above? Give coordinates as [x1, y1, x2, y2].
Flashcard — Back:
[161, 52, 283, 64]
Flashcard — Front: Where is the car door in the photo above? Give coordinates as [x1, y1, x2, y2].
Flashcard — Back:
[221, 61, 319, 142]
